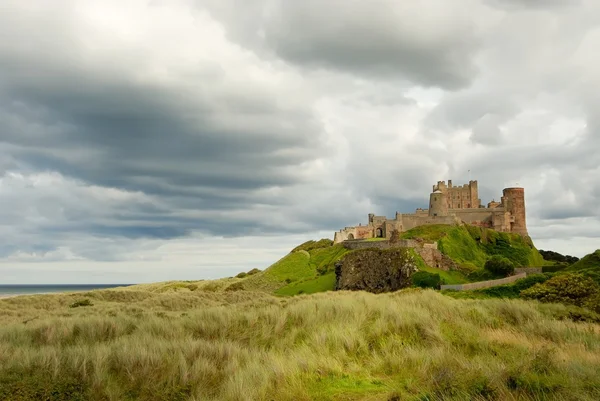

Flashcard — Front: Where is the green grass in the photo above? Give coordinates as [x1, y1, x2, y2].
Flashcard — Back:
[400, 224, 456, 242]
[419, 266, 469, 285]
[365, 237, 387, 242]
[567, 250, 600, 283]
[275, 272, 337, 296]
[401, 224, 544, 274]
[238, 242, 350, 294]
[1, 287, 599, 400]
[263, 251, 312, 282]
[308, 244, 351, 275]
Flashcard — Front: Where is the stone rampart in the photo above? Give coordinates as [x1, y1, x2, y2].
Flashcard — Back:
[441, 273, 527, 291]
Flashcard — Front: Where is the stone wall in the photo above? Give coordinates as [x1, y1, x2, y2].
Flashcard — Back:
[441, 273, 527, 291]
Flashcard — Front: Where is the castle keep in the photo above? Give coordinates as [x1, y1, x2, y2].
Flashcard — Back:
[333, 180, 528, 243]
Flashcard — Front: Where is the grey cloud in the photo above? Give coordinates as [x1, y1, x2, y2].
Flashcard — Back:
[2, 0, 600, 273]
[205, 0, 485, 89]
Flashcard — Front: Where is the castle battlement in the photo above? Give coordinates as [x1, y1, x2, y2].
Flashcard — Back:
[333, 179, 528, 243]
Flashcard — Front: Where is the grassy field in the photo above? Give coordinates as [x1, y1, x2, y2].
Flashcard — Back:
[1, 287, 599, 400]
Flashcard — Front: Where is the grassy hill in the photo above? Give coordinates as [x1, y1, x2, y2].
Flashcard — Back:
[401, 224, 544, 270]
[220, 224, 546, 296]
[567, 249, 600, 283]
[230, 240, 351, 296]
[1, 287, 599, 400]
[125, 224, 545, 299]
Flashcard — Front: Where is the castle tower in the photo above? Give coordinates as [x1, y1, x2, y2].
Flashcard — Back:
[503, 187, 528, 236]
[429, 190, 448, 217]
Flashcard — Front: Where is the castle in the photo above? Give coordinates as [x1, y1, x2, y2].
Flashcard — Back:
[333, 180, 528, 243]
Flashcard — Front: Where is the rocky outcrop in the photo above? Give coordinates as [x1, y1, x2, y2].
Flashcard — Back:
[415, 247, 457, 271]
[335, 248, 418, 293]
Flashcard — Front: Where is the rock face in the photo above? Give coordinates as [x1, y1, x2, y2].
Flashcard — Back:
[335, 248, 418, 293]
[415, 247, 457, 271]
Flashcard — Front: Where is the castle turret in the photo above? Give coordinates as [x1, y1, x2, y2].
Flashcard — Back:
[503, 187, 528, 236]
[429, 190, 448, 217]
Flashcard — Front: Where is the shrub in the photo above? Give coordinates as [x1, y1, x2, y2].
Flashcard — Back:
[225, 282, 245, 292]
[542, 264, 568, 273]
[70, 299, 93, 308]
[412, 271, 442, 289]
[513, 273, 552, 291]
[484, 255, 515, 277]
[246, 268, 261, 276]
[235, 272, 248, 279]
[583, 292, 600, 314]
[520, 273, 600, 307]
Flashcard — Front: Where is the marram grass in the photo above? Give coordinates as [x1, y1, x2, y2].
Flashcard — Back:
[1, 287, 599, 400]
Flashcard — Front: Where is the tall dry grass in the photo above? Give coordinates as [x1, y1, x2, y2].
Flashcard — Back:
[0, 287, 599, 400]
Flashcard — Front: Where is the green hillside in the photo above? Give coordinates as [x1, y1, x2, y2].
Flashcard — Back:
[401, 224, 544, 270]
[238, 240, 351, 295]
[567, 249, 600, 283]
[233, 224, 545, 296]
[148, 225, 543, 297]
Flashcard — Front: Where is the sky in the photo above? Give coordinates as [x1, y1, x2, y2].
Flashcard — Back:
[1, 0, 599, 284]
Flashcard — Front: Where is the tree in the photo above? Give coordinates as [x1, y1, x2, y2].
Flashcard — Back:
[484, 255, 515, 277]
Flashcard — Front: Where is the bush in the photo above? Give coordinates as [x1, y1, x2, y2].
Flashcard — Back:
[225, 282, 245, 292]
[520, 273, 600, 307]
[70, 299, 93, 308]
[412, 271, 442, 289]
[484, 255, 515, 277]
[246, 268, 261, 276]
[542, 264, 568, 273]
[235, 272, 248, 279]
[513, 273, 553, 291]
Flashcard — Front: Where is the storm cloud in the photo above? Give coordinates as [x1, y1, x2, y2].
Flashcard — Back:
[1, 0, 599, 282]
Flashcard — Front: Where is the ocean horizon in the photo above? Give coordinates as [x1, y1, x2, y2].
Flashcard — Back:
[0, 284, 134, 297]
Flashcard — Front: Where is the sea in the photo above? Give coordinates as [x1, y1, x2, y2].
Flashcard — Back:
[0, 284, 133, 298]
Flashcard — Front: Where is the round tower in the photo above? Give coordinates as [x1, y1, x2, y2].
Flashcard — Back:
[429, 190, 448, 217]
[503, 187, 528, 236]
